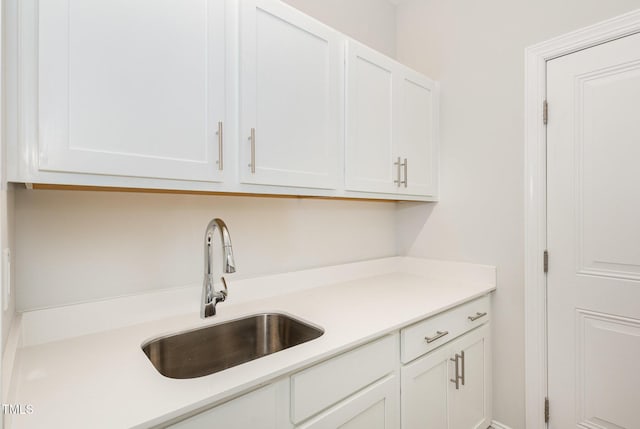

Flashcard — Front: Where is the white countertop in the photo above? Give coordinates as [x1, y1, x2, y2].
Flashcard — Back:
[5, 257, 495, 428]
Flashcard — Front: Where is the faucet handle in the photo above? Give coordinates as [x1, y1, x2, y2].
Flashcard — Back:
[220, 276, 229, 300]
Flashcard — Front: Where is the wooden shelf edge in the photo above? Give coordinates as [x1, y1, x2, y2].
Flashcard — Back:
[25, 183, 411, 203]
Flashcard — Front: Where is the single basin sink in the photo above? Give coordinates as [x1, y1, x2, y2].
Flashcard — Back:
[142, 313, 324, 379]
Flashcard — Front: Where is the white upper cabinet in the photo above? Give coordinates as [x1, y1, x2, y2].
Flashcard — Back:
[345, 41, 398, 194]
[397, 68, 439, 198]
[345, 40, 439, 199]
[239, 0, 342, 189]
[9, 0, 438, 200]
[36, 0, 228, 182]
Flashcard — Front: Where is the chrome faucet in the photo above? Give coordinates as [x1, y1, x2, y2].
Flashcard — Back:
[201, 218, 236, 318]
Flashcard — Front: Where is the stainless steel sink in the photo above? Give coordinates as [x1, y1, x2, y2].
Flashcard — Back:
[142, 313, 324, 379]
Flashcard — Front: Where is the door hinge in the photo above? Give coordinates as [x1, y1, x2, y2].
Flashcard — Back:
[544, 397, 550, 423]
[543, 100, 549, 125]
[543, 250, 549, 273]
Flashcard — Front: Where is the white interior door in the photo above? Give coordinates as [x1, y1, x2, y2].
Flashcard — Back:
[547, 31, 640, 429]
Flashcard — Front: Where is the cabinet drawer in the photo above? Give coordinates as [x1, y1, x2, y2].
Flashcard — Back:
[291, 334, 398, 424]
[400, 296, 490, 363]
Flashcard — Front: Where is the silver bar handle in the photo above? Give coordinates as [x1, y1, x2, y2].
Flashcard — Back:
[402, 158, 408, 187]
[460, 350, 465, 386]
[393, 157, 402, 187]
[468, 312, 488, 322]
[425, 330, 449, 344]
[248, 128, 256, 174]
[217, 121, 224, 171]
[450, 353, 461, 390]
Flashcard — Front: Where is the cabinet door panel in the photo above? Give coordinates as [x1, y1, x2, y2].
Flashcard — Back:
[240, 0, 341, 189]
[39, 0, 226, 182]
[401, 343, 450, 429]
[397, 68, 439, 197]
[345, 41, 397, 193]
[448, 324, 492, 429]
[297, 375, 399, 429]
[169, 380, 290, 429]
[340, 400, 386, 429]
[291, 334, 397, 424]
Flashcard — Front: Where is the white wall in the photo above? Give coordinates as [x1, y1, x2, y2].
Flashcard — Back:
[15, 190, 396, 310]
[395, 1, 640, 427]
[283, 0, 397, 58]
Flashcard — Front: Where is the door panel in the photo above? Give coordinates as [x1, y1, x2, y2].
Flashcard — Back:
[576, 311, 640, 428]
[297, 375, 399, 429]
[547, 31, 640, 429]
[39, 0, 226, 182]
[448, 327, 490, 429]
[345, 41, 397, 194]
[338, 400, 386, 429]
[401, 343, 449, 429]
[397, 68, 438, 197]
[169, 380, 290, 429]
[239, 0, 341, 189]
[578, 66, 640, 280]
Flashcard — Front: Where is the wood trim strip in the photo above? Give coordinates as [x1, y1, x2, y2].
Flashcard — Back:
[28, 183, 399, 203]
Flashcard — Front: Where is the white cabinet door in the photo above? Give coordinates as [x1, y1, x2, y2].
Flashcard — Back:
[38, 0, 228, 182]
[401, 324, 491, 429]
[344, 40, 439, 198]
[397, 67, 439, 198]
[239, 0, 342, 189]
[401, 342, 450, 429]
[448, 324, 492, 429]
[168, 380, 291, 429]
[345, 41, 397, 194]
[297, 375, 400, 429]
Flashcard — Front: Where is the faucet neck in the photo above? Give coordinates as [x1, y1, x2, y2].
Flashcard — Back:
[201, 218, 235, 318]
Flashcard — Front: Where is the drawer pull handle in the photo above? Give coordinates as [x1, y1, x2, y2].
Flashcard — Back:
[425, 330, 449, 343]
[468, 312, 488, 322]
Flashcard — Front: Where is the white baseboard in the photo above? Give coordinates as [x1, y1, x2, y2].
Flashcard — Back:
[491, 421, 514, 429]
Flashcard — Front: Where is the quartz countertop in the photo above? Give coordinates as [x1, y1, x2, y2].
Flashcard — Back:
[5, 257, 496, 428]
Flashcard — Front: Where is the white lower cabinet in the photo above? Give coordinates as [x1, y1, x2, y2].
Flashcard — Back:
[291, 334, 400, 428]
[164, 296, 492, 429]
[401, 324, 492, 429]
[296, 375, 399, 429]
[167, 379, 291, 429]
